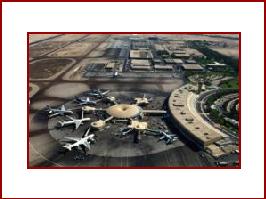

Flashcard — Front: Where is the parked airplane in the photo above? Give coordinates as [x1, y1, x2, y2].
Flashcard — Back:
[134, 94, 153, 105]
[74, 97, 101, 106]
[57, 112, 91, 130]
[120, 127, 134, 136]
[46, 105, 73, 118]
[146, 129, 178, 145]
[105, 96, 117, 104]
[158, 130, 178, 145]
[63, 130, 96, 153]
[87, 89, 110, 98]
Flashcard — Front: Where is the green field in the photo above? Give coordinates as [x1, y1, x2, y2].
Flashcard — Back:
[220, 78, 239, 89]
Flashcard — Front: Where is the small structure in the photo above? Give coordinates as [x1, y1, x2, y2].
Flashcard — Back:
[130, 59, 152, 71]
[91, 120, 106, 129]
[82, 106, 97, 113]
[164, 58, 183, 65]
[206, 62, 227, 72]
[153, 59, 163, 64]
[106, 104, 142, 119]
[135, 96, 149, 105]
[105, 62, 115, 71]
[154, 64, 173, 71]
[172, 52, 190, 58]
[181, 63, 204, 71]
[185, 59, 197, 64]
[128, 121, 148, 130]
[130, 50, 153, 59]
[154, 44, 169, 57]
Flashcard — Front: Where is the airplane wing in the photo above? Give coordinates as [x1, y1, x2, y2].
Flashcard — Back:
[49, 112, 59, 118]
[83, 128, 91, 137]
[75, 120, 83, 129]
[159, 136, 165, 140]
[96, 98, 103, 103]
[65, 137, 80, 142]
[65, 115, 74, 121]
[82, 142, 91, 150]
[103, 90, 110, 95]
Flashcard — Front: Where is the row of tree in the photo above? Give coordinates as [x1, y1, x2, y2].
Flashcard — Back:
[188, 40, 239, 75]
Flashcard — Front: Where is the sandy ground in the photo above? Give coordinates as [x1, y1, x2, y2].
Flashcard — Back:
[29, 41, 70, 57]
[29, 34, 62, 43]
[31, 99, 64, 110]
[30, 58, 76, 80]
[44, 83, 89, 98]
[30, 113, 48, 132]
[210, 47, 239, 58]
[29, 83, 40, 98]
[48, 34, 89, 42]
[81, 34, 110, 42]
[48, 42, 99, 57]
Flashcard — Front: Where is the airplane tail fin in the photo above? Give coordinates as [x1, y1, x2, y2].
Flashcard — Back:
[57, 121, 64, 128]
[61, 105, 66, 111]
[75, 120, 83, 129]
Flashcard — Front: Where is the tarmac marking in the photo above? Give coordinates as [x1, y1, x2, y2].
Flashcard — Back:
[29, 142, 63, 167]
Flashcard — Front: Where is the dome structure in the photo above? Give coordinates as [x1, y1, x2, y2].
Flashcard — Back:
[106, 104, 142, 119]
[91, 120, 106, 129]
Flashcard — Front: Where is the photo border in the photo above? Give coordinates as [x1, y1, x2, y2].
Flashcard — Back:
[1, 1, 264, 198]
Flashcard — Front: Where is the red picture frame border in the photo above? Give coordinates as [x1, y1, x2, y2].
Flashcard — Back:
[1, 1, 264, 199]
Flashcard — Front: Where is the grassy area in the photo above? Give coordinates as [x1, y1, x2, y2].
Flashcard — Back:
[204, 89, 239, 132]
[219, 78, 239, 89]
[209, 109, 238, 132]
[194, 56, 214, 65]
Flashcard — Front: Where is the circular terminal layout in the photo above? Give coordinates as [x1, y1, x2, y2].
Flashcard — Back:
[106, 104, 142, 119]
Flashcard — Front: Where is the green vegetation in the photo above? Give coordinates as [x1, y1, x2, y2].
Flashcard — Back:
[209, 109, 238, 131]
[220, 78, 239, 89]
[194, 56, 214, 65]
[203, 89, 239, 131]
[188, 40, 239, 75]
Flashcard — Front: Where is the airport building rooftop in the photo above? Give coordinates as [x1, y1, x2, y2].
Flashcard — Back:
[168, 86, 224, 148]
[181, 63, 204, 71]
[130, 49, 153, 59]
[154, 64, 173, 70]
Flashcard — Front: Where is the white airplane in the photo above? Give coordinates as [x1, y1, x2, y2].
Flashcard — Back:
[74, 96, 101, 106]
[87, 89, 110, 98]
[134, 94, 153, 105]
[120, 127, 134, 136]
[46, 105, 73, 118]
[146, 129, 178, 145]
[158, 130, 178, 145]
[57, 112, 91, 130]
[113, 71, 119, 78]
[63, 130, 96, 153]
[105, 96, 117, 104]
